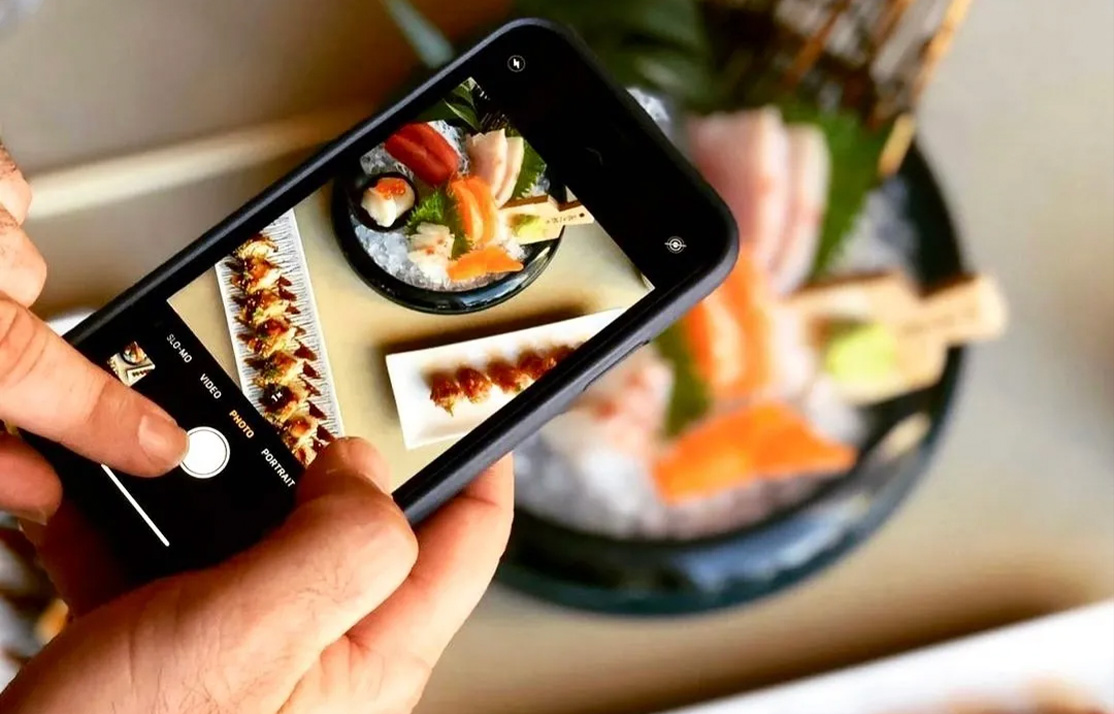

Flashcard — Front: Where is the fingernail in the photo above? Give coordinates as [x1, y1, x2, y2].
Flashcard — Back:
[138, 408, 189, 470]
[325, 437, 391, 492]
[18, 517, 48, 544]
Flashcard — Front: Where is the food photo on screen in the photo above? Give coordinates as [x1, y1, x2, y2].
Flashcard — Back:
[167, 75, 652, 482]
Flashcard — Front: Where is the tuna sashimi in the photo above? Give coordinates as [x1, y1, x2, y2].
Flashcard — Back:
[467, 130, 509, 202]
[687, 108, 790, 269]
[652, 402, 856, 503]
[771, 125, 830, 294]
[385, 123, 459, 186]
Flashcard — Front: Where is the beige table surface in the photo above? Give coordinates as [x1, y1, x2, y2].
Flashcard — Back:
[3, 1, 1113, 713]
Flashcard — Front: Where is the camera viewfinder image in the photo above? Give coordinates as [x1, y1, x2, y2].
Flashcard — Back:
[107, 342, 156, 387]
[168, 75, 650, 477]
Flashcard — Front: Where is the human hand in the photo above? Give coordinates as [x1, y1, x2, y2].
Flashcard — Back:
[0, 140, 190, 526]
[1, 438, 514, 714]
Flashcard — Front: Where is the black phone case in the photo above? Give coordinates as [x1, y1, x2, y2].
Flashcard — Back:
[35, 19, 738, 565]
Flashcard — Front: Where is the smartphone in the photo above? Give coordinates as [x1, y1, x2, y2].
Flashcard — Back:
[29, 20, 737, 582]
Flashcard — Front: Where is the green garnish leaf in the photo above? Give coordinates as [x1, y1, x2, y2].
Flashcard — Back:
[513, 0, 718, 109]
[480, 109, 513, 133]
[654, 323, 711, 436]
[511, 140, 547, 200]
[449, 220, 470, 259]
[417, 81, 481, 132]
[406, 188, 450, 231]
[776, 101, 887, 277]
[405, 187, 470, 258]
[516, 0, 707, 55]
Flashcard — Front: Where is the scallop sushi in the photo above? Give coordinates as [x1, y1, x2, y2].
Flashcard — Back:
[359, 173, 417, 231]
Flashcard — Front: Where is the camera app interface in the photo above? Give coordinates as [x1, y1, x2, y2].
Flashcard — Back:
[94, 77, 652, 553]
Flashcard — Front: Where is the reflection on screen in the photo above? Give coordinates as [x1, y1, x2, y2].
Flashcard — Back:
[159, 77, 652, 488]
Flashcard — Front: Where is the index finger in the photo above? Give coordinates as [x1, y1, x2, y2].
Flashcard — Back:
[0, 297, 188, 475]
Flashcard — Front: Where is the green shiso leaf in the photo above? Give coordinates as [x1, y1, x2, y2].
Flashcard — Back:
[511, 140, 547, 200]
[513, 0, 718, 108]
[417, 81, 481, 132]
[774, 101, 888, 277]
[406, 188, 449, 230]
[654, 323, 711, 436]
[405, 187, 470, 258]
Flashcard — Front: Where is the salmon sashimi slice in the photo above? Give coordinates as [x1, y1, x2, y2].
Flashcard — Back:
[448, 178, 483, 247]
[446, 246, 523, 282]
[463, 175, 499, 246]
[652, 402, 856, 503]
[682, 251, 775, 401]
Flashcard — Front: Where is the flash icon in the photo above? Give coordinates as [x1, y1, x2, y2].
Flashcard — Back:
[665, 236, 687, 254]
[507, 55, 526, 73]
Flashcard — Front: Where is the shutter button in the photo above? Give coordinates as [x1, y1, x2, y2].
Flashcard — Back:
[181, 426, 230, 479]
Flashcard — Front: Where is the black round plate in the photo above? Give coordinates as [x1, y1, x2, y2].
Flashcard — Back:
[498, 145, 967, 615]
[332, 164, 563, 315]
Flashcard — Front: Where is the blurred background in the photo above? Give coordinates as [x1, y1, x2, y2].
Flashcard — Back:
[1, 1, 1112, 712]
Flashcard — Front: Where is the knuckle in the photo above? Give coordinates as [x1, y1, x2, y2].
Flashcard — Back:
[29, 256, 47, 297]
[0, 145, 28, 190]
[345, 495, 418, 580]
[0, 210, 46, 305]
[0, 147, 32, 225]
[0, 298, 47, 393]
[0, 205, 16, 234]
[297, 489, 418, 596]
[0, 209, 18, 273]
[80, 371, 114, 425]
[348, 493, 418, 563]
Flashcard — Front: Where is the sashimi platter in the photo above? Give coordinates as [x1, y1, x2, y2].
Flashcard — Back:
[503, 103, 1009, 613]
[333, 78, 592, 314]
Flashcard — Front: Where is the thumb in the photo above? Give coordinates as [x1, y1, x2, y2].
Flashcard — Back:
[198, 438, 418, 665]
[0, 439, 418, 714]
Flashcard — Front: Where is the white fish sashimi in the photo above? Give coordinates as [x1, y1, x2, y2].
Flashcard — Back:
[550, 346, 674, 461]
[407, 223, 454, 282]
[767, 301, 818, 400]
[771, 125, 831, 294]
[466, 130, 508, 200]
[494, 135, 525, 206]
[687, 108, 790, 268]
[800, 377, 867, 446]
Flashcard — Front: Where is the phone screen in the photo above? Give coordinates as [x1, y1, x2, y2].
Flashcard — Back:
[91, 76, 653, 553]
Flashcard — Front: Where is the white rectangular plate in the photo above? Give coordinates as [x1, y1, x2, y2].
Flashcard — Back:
[386, 308, 624, 450]
[215, 209, 345, 440]
[659, 602, 1114, 714]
